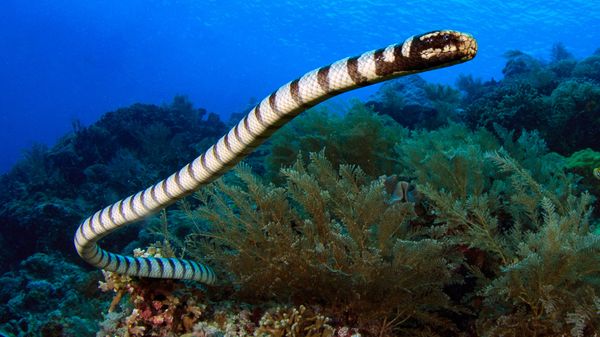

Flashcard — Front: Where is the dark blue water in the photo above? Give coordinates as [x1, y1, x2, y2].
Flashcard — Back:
[1, 0, 599, 173]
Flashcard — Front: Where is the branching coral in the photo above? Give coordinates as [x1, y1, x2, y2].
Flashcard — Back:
[393, 124, 599, 335]
[474, 153, 600, 336]
[183, 151, 461, 335]
[97, 246, 208, 337]
[255, 305, 335, 337]
[166, 121, 599, 336]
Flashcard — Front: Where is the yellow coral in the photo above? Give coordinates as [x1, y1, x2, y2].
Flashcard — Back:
[184, 152, 458, 334]
[255, 305, 334, 337]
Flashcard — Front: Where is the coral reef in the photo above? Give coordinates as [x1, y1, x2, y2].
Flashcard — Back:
[184, 152, 460, 336]
[546, 79, 600, 152]
[1, 44, 600, 337]
[572, 49, 600, 82]
[365, 46, 599, 157]
[97, 251, 359, 337]
[0, 96, 225, 273]
[459, 47, 600, 155]
[0, 96, 226, 336]
[397, 124, 599, 335]
[366, 76, 462, 129]
[177, 120, 599, 336]
[566, 148, 600, 212]
[266, 101, 407, 181]
[97, 246, 208, 337]
[462, 82, 547, 136]
[0, 253, 106, 337]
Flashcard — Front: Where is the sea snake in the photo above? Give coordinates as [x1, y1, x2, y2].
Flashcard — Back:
[74, 30, 477, 284]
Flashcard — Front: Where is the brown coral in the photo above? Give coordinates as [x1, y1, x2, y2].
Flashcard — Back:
[97, 247, 208, 337]
[255, 305, 334, 337]
[184, 151, 460, 335]
[154, 123, 599, 336]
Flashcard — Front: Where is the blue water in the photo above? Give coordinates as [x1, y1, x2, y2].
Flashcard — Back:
[0, 0, 598, 173]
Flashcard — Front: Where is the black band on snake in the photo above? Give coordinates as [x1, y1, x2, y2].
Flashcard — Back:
[74, 30, 478, 284]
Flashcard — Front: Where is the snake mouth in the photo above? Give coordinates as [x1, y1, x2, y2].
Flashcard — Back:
[454, 32, 478, 61]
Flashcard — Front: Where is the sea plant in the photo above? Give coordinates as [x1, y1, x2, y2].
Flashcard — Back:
[175, 120, 600, 336]
[183, 151, 461, 335]
[566, 148, 600, 209]
[476, 153, 599, 336]
[394, 124, 599, 336]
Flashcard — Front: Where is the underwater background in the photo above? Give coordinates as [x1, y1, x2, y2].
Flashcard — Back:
[2, 0, 599, 174]
[1, 1, 600, 336]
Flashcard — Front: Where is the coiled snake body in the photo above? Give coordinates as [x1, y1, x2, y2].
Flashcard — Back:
[74, 30, 477, 284]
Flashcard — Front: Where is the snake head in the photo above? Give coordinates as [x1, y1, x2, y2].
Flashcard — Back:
[403, 30, 478, 69]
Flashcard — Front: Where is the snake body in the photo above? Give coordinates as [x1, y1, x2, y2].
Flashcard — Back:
[74, 30, 477, 284]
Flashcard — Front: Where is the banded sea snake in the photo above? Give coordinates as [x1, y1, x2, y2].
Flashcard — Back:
[74, 30, 477, 285]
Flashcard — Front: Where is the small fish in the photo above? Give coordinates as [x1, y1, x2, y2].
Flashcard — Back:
[384, 175, 418, 203]
[594, 167, 600, 180]
[392, 180, 412, 203]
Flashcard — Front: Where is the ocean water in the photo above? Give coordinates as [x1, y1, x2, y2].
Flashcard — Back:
[1, 1, 600, 336]
[1, 0, 598, 173]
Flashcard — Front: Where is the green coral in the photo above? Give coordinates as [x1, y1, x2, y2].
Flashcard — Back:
[572, 51, 600, 82]
[463, 82, 548, 133]
[175, 119, 599, 336]
[546, 79, 600, 152]
[185, 152, 460, 335]
[266, 101, 407, 180]
[474, 154, 599, 336]
[394, 125, 599, 335]
[566, 149, 600, 172]
[459, 47, 600, 156]
[566, 149, 600, 206]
